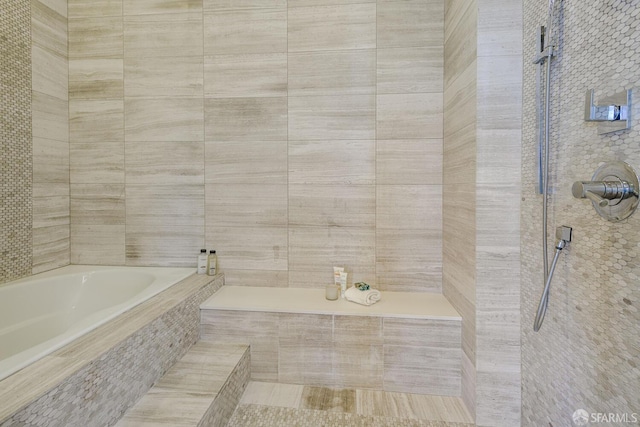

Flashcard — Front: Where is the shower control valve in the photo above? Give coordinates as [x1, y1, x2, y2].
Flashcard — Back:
[572, 161, 640, 222]
[571, 180, 634, 207]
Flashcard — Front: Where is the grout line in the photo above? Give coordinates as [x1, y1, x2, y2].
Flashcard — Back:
[202, 1, 206, 251]
[122, 3, 127, 265]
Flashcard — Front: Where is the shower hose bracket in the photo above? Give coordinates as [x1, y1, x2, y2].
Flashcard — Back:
[584, 89, 632, 135]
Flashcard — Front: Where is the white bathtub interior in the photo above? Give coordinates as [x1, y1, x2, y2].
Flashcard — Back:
[0, 265, 194, 381]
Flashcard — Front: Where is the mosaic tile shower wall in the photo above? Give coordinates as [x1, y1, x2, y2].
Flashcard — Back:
[0, 0, 32, 284]
[522, 1, 640, 426]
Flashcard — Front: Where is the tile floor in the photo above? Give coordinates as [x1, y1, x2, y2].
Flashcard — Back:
[227, 381, 474, 426]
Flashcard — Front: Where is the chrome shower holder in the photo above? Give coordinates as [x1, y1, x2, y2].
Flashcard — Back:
[584, 89, 632, 135]
[572, 160, 640, 222]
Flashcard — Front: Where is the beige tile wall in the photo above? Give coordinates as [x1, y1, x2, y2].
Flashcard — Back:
[201, 309, 461, 395]
[68, 0, 445, 292]
[442, 1, 522, 425]
[68, 0, 126, 265]
[443, 0, 477, 418]
[32, 0, 69, 274]
[475, 1, 522, 424]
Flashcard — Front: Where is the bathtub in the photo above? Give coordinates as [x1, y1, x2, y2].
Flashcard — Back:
[0, 265, 194, 381]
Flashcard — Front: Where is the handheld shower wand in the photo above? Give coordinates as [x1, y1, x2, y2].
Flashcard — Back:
[532, 0, 564, 332]
[533, 226, 572, 332]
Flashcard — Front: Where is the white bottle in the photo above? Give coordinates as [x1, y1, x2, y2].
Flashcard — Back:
[197, 249, 208, 274]
[207, 250, 217, 276]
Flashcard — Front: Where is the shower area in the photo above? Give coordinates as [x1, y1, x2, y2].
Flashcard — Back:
[1, 0, 639, 425]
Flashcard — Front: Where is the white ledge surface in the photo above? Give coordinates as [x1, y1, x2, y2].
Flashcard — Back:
[201, 286, 461, 320]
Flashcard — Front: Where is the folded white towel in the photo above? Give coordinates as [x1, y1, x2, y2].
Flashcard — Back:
[344, 286, 381, 306]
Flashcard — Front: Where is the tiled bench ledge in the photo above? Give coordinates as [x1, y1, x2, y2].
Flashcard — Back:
[116, 342, 250, 427]
[200, 286, 462, 396]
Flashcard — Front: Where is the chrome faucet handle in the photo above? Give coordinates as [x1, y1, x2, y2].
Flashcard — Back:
[571, 181, 613, 207]
[584, 190, 608, 207]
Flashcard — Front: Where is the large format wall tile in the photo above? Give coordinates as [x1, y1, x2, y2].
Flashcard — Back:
[70, 184, 125, 225]
[333, 316, 383, 389]
[279, 313, 335, 385]
[33, 196, 69, 229]
[69, 99, 123, 142]
[204, 8, 287, 55]
[201, 310, 280, 381]
[32, 225, 70, 274]
[125, 185, 204, 266]
[288, 226, 375, 273]
[205, 141, 287, 184]
[383, 318, 461, 396]
[204, 53, 287, 98]
[376, 228, 442, 292]
[377, 47, 443, 95]
[124, 98, 204, 142]
[71, 224, 126, 265]
[288, 50, 375, 96]
[206, 184, 288, 227]
[477, 0, 521, 57]
[32, 91, 69, 141]
[70, 183, 124, 267]
[125, 56, 203, 98]
[31, 45, 68, 100]
[125, 141, 204, 185]
[123, 0, 202, 16]
[288, 0, 374, 6]
[288, 140, 375, 185]
[377, 0, 443, 49]
[376, 185, 442, 231]
[69, 17, 123, 59]
[206, 226, 288, 271]
[376, 139, 443, 185]
[377, 93, 443, 140]
[69, 58, 124, 99]
[204, 0, 287, 11]
[222, 269, 289, 288]
[288, 4, 376, 52]
[33, 138, 69, 184]
[443, 2, 476, 89]
[205, 98, 287, 141]
[289, 184, 375, 228]
[69, 0, 122, 18]
[383, 344, 460, 395]
[70, 142, 124, 184]
[124, 13, 203, 58]
[32, 0, 67, 56]
[289, 95, 375, 140]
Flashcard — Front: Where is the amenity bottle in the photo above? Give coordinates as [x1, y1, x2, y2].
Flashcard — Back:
[207, 250, 217, 276]
[197, 249, 208, 274]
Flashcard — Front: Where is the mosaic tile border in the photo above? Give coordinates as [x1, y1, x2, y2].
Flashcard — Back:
[0, 0, 32, 284]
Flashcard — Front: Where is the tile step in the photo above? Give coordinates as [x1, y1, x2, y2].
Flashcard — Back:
[115, 342, 250, 427]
